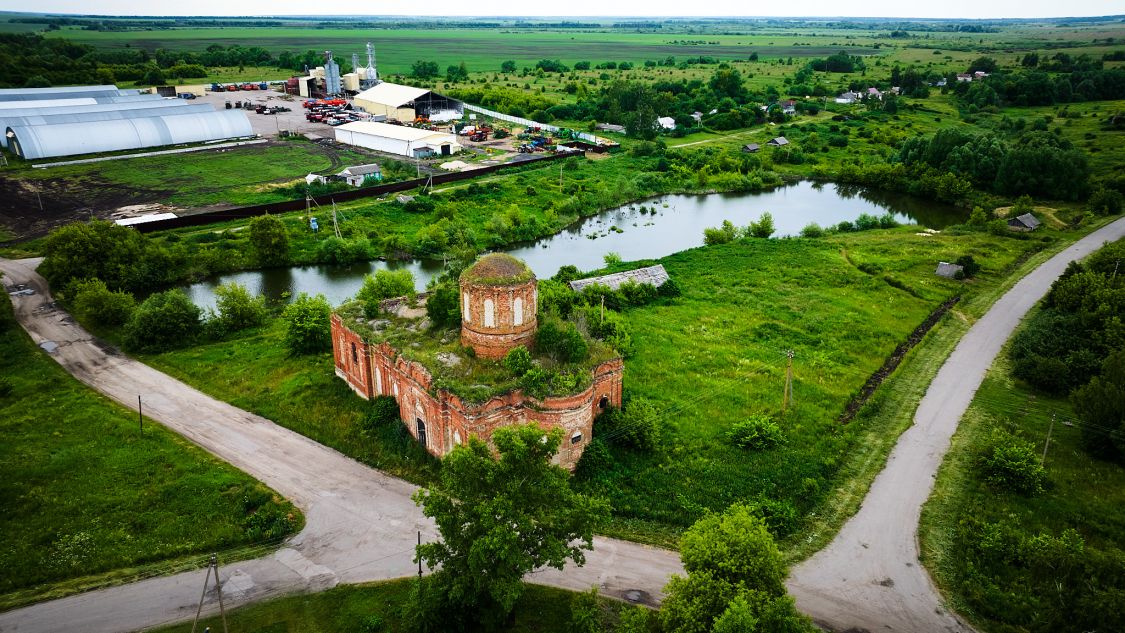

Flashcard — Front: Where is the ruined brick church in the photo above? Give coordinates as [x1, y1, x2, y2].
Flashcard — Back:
[330, 253, 623, 469]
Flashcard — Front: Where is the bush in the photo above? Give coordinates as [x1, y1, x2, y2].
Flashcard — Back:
[538, 278, 577, 318]
[728, 414, 785, 450]
[0, 377, 13, 399]
[41, 220, 148, 292]
[597, 399, 659, 451]
[360, 396, 400, 435]
[69, 278, 135, 327]
[425, 280, 461, 329]
[282, 293, 331, 354]
[357, 269, 415, 317]
[248, 214, 290, 266]
[955, 255, 981, 278]
[535, 317, 588, 363]
[578, 305, 634, 356]
[1071, 350, 1125, 461]
[800, 223, 825, 238]
[979, 430, 1047, 495]
[569, 587, 602, 633]
[316, 236, 374, 265]
[123, 289, 202, 353]
[854, 213, 880, 231]
[748, 212, 776, 238]
[503, 346, 533, 376]
[575, 438, 615, 481]
[1087, 187, 1124, 216]
[618, 280, 658, 307]
[210, 282, 267, 334]
[704, 220, 739, 245]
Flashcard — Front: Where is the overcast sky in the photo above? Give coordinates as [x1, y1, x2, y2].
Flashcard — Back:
[0, 1, 1118, 19]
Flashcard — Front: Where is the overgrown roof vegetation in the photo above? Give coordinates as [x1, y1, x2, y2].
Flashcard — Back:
[336, 299, 616, 404]
[459, 253, 535, 286]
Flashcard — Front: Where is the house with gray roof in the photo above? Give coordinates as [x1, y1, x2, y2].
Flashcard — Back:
[1007, 213, 1041, 231]
[568, 264, 670, 293]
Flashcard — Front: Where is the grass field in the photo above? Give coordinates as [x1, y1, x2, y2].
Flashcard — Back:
[124, 223, 1069, 549]
[0, 291, 300, 608]
[155, 579, 637, 633]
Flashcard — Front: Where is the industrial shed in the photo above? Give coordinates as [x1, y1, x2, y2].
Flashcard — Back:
[0, 103, 213, 148]
[0, 94, 167, 111]
[352, 82, 462, 122]
[334, 121, 461, 158]
[7, 109, 254, 160]
[0, 85, 132, 102]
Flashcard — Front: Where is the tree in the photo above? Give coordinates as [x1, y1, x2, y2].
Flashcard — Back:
[661, 504, 814, 633]
[40, 220, 148, 292]
[709, 64, 746, 101]
[425, 280, 461, 329]
[356, 269, 415, 317]
[411, 60, 440, 78]
[281, 293, 331, 354]
[968, 56, 999, 74]
[123, 289, 202, 352]
[1072, 350, 1125, 461]
[411, 424, 610, 630]
[500, 60, 516, 73]
[446, 62, 469, 82]
[211, 282, 267, 334]
[536, 317, 589, 363]
[248, 214, 290, 266]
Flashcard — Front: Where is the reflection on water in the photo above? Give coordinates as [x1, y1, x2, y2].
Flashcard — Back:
[183, 181, 964, 310]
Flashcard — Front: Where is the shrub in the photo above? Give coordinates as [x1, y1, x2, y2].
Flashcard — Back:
[569, 587, 602, 633]
[503, 346, 534, 376]
[1087, 187, 1123, 216]
[535, 317, 589, 363]
[597, 399, 660, 451]
[123, 289, 202, 352]
[747, 212, 776, 238]
[317, 236, 374, 265]
[425, 280, 461, 329]
[578, 305, 634, 356]
[575, 438, 615, 481]
[658, 277, 682, 298]
[728, 414, 785, 450]
[854, 213, 880, 231]
[282, 293, 331, 354]
[704, 220, 739, 245]
[955, 255, 981, 278]
[618, 280, 659, 307]
[979, 430, 1047, 495]
[538, 278, 577, 318]
[357, 269, 415, 317]
[211, 282, 267, 334]
[69, 278, 135, 327]
[361, 396, 400, 435]
[0, 377, 13, 398]
[248, 214, 290, 266]
[800, 223, 825, 238]
[1071, 350, 1125, 461]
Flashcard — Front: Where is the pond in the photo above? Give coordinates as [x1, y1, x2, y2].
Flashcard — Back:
[183, 181, 964, 310]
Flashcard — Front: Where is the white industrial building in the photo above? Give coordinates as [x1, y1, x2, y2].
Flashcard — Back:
[0, 84, 254, 160]
[352, 82, 462, 122]
[333, 121, 461, 158]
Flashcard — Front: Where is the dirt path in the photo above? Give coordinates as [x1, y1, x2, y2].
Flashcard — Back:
[0, 258, 682, 633]
[786, 217, 1125, 632]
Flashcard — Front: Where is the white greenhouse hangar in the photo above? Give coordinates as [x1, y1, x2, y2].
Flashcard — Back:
[7, 110, 253, 160]
[0, 84, 255, 160]
[333, 121, 461, 158]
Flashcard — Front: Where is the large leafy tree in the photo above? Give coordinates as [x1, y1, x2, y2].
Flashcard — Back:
[661, 504, 814, 633]
[40, 220, 147, 292]
[411, 424, 610, 630]
[248, 214, 290, 267]
[281, 293, 331, 354]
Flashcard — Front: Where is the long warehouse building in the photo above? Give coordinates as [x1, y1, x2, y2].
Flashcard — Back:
[7, 110, 254, 160]
[0, 85, 139, 102]
[352, 82, 463, 122]
[0, 101, 208, 148]
[333, 120, 461, 157]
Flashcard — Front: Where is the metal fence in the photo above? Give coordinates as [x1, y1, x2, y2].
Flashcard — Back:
[131, 151, 575, 233]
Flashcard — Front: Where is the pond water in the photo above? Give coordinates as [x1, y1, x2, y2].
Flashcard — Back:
[183, 181, 964, 310]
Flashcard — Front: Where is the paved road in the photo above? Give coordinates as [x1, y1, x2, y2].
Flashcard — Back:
[3, 217, 1122, 633]
[0, 258, 682, 633]
[786, 217, 1125, 632]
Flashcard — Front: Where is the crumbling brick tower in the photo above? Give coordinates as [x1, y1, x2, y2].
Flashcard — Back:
[460, 253, 537, 359]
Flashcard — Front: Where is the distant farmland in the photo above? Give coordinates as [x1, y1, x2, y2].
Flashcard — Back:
[43, 27, 884, 73]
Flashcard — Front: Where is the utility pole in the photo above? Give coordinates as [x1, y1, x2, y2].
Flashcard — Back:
[332, 201, 341, 238]
[417, 531, 423, 578]
[138, 395, 143, 433]
[1041, 413, 1056, 466]
[781, 349, 795, 413]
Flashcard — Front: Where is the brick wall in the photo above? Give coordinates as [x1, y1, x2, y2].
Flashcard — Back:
[460, 279, 537, 359]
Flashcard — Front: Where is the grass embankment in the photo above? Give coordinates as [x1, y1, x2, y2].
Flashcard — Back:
[920, 324, 1125, 631]
[0, 294, 301, 610]
[155, 579, 635, 633]
[137, 224, 1063, 549]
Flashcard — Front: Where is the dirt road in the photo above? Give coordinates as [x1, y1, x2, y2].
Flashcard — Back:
[786, 217, 1125, 632]
[0, 258, 682, 633]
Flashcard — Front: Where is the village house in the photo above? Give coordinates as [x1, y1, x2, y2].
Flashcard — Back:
[742, 143, 760, 153]
[956, 73, 974, 82]
[835, 91, 860, 104]
[330, 253, 624, 469]
[337, 164, 382, 187]
[780, 99, 797, 115]
[767, 136, 789, 146]
[1007, 213, 1042, 232]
